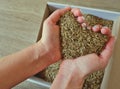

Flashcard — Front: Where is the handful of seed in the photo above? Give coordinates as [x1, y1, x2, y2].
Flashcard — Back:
[40, 11, 113, 89]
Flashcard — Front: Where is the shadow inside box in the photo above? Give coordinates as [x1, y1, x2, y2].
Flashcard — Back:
[12, 78, 49, 89]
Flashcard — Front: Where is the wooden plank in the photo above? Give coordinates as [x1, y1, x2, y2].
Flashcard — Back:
[0, 0, 47, 57]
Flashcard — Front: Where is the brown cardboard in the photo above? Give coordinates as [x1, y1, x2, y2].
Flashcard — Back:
[106, 17, 120, 89]
[32, 2, 120, 89]
[101, 17, 120, 89]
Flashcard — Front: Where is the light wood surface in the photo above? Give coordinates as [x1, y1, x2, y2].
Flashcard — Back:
[0, 0, 46, 57]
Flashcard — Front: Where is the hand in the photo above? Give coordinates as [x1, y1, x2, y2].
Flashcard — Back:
[38, 7, 71, 64]
[51, 8, 115, 89]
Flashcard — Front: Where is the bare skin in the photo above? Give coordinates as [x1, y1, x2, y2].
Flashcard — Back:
[50, 8, 115, 89]
[0, 7, 115, 89]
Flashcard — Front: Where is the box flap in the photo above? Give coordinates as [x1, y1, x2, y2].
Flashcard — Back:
[102, 17, 120, 89]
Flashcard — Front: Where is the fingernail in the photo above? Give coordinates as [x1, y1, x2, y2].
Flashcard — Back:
[101, 28, 107, 34]
[93, 25, 97, 28]
[81, 23, 87, 28]
[77, 16, 85, 23]
[81, 16, 85, 20]
[92, 25, 98, 31]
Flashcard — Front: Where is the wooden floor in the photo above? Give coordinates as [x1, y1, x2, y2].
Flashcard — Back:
[0, 0, 120, 89]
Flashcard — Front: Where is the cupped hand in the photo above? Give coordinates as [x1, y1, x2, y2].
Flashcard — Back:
[51, 8, 115, 89]
[60, 8, 115, 77]
[39, 7, 71, 63]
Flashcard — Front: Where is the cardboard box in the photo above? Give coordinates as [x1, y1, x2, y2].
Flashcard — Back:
[27, 2, 120, 89]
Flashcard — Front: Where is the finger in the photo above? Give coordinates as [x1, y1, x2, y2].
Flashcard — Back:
[77, 16, 85, 23]
[101, 26, 111, 35]
[81, 23, 87, 28]
[87, 26, 92, 30]
[71, 8, 83, 17]
[100, 36, 115, 67]
[46, 7, 71, 24]
[92, 25, 102, 32]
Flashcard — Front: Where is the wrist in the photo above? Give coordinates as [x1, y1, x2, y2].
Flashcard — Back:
[24, 42, 52, 74]
[34, 41, 59, 66]
[51, 60, 85, 89]
[34, 42, 50, 65]
[74, 58, 90, 78]
[38, 40, 61, 63]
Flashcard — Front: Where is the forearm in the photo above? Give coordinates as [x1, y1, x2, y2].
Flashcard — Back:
[0, 42, 51, 89]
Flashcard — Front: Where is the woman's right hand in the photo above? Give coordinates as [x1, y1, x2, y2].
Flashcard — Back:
[50, 8, 115, 89]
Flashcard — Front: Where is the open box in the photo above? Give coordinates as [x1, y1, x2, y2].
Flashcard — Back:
[27, 2, 120, 89]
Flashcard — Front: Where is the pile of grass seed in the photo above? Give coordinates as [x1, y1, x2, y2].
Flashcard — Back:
[40, 11, 113, 89]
